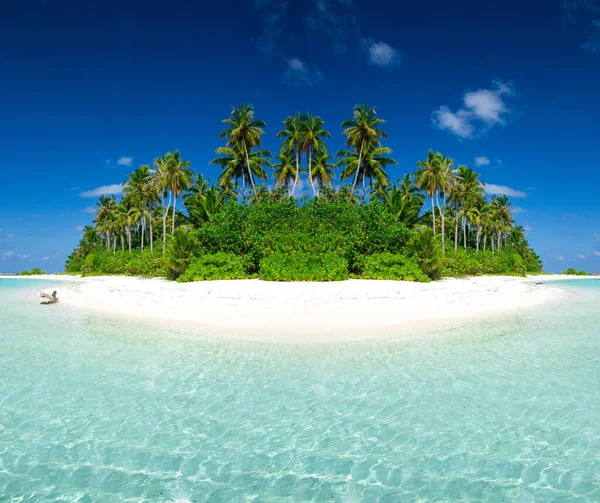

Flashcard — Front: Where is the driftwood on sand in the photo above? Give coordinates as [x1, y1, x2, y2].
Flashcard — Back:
[39, 291, 58, 305]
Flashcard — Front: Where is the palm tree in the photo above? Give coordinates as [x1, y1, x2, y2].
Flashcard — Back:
[337, 144, 397, 201]
[220, 104, 267, 201]
[277, 113, 304, 197]
[300, 112, 331, 196]
[123, 165, 153, 251]
[384, 185, 424, 226]
[164, 149, 193, 234]
[437, 155, 455, 252]
[249, 184, 270, 204]
[95, 195, 117, 251]
[211, 145, 271, 203]
[272, 149, 298, 196]
[451, 165, 483, 251]
[491, 195, 513, 250]
[152, 155, 172, 254]
[341, 104, 388, 201]
[415, 150, 442, 234]
[310, 149, 336, 196]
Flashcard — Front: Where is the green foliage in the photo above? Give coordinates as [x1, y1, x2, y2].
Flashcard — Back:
[163, 227, 199, 279]
[259, 252, 348, 282]
[443, 248, 528, 277]
[177, 253, 251, 282]
[196, 198, 411, 274]
[81, 248, 166, 277]
[355, 253, 430, 282]
[561, 268, 590, 276]
[17, 268, 47, 276]
[407, 227, 446, 280]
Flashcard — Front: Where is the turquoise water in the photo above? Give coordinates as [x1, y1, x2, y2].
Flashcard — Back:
[1, 278, 600, 502]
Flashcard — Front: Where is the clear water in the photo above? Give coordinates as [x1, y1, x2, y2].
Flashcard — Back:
[1, 278, 600, 502]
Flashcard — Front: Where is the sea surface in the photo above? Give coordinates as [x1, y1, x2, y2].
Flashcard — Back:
[1, 278, 599, 502]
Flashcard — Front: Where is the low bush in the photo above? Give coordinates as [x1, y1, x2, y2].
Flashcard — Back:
[17, 268, 47, 276]
[259, 252, 348, 282]
[443, 248, 527, 277]
[355, 253, 430, 282]
[561, 268, 590, 276]
[177, 253, 251, 282]
[81, 248, 166, 277]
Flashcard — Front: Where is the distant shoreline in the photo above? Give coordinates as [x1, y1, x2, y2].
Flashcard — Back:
[14, 274, 586, 343]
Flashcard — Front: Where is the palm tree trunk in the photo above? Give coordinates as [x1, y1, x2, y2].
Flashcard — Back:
[361, 173, 366, 203]
[476, 225, 481, 252]
[463, 216, 467, 251]
[172, 192, 177, 234]
[454, 209, 459, 252]
[106, 232, 110, 251]
[308, 149, 316, 197]
[437, 191, 445, 252]
[141, 215, 145, 251]
[127, 226, 131, 252]
[121, 234, 124, 252]
[242, 175, 246, 205]
[497, 233, 501, 251]
[431, 197, 436, 234]
[291, 149, 300, 198]
[350, 140, 364, 202]
[161, 193, 168, 255]
[483, 232, 487, 252]
[149, 214, 153, 252]
[491, 232, 495, 253]
[113, 233, 116, 253]
[243, 140, 258, 201]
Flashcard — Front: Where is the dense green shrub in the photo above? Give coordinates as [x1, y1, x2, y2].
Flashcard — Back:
[17, 268, 47, 276]
[81, 248, 166, 277]
[195, 199, 411, 274]
[259, 252, 348, 281]
[561, 268, 590, 276]
[355, 253, 430, 282]
[442, 248, 527, 277]
[177, 253, 251, 282]
[406, 227, 446, 280]
[163, 227, 199, 279]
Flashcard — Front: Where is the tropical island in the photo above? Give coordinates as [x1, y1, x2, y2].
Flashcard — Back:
[65, 104, 541, 283]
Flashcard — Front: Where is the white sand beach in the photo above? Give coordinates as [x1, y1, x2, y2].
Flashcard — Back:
[28, 275, 582, 342]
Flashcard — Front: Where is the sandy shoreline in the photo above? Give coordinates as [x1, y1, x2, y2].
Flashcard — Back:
[9, 274, 585, 342]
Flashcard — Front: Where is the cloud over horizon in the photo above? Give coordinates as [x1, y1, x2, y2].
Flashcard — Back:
[81, 184, 123, 198]
[432, 81, 515, 139]
[117, 156, 133, 167]
[483, 183, 527, 198]
[475, 156, 491, 166]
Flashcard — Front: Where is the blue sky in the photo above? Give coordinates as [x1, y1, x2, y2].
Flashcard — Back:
[1, 0, 599, 273]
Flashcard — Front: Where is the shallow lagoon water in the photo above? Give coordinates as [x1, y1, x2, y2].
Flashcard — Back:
[1, 278, 599, 502]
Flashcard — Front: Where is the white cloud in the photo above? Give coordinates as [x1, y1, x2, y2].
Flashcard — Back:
[558, 256, 566, 260]
[283, 58, 325, 86]
[21, 254, 31, 259]
[594, 233, 600, 238]
[117, 156, 133, 167]
[4, 251, 14, 257]
[81, 184, 123, 198]
[594, 251, 600, 257]
[105, 159, 111, 164]
[82, 207, 96, 214]
[5, 233, 14, 238]
[364, 40, 401, 66]
[523, 225, 533, 232]
[432, 81, 515, 139]
[578, 254, 586, 259]
[483, 183, 527, 198]
[512, 206, 526, 214]
[475, 156, 491, 166]
[42, 256, 50, 261]
[75, 226, 84, 232]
